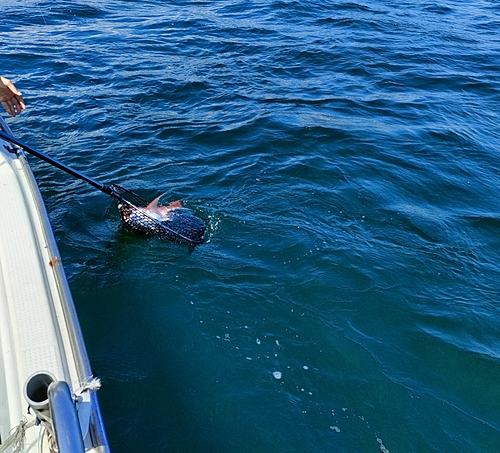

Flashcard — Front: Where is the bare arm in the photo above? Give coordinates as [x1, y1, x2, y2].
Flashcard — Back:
[0, 76, 26, 117]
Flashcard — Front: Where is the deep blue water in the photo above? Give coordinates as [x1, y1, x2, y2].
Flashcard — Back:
[2, 1, 500, 451]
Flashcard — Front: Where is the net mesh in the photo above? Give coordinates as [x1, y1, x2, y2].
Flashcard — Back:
[112, 185, 206, 245]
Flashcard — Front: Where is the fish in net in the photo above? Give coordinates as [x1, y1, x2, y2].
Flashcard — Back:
[112, 185, 206, 245]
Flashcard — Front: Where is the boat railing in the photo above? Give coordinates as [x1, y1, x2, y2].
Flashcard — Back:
[24, 372, 86, 453]
[48, 381, 86, 453]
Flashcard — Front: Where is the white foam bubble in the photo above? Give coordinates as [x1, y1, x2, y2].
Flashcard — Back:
[273, 371, 282, 380]
[377, 438, 389, 453]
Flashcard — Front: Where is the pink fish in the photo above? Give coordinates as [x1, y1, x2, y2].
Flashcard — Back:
[144, 194, 183, 220]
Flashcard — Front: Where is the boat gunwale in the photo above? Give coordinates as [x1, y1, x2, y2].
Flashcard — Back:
[0, 117, 110, 452]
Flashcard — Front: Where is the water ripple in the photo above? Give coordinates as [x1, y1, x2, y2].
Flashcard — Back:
[3, 0, 500, 451]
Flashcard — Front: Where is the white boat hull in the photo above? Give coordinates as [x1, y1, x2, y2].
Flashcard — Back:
[0, 118, 109, 452]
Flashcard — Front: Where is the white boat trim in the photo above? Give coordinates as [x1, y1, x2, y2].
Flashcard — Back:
[0, 117, 110, 452]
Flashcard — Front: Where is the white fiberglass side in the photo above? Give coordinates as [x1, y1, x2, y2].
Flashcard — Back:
[0, 124, 109, 451]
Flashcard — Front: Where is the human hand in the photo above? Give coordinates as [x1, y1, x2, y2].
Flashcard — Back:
[0, 76, 26, 117]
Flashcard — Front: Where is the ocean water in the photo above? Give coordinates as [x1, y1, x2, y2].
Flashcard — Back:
[2, 1, 500, 451]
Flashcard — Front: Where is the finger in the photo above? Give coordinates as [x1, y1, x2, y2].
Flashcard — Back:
[11, 97, 22, 115]
[1, 100, 15, 116]
[17, 95, 26, 111]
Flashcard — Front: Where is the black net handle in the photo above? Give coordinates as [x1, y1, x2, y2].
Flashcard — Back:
[0, 130, 120, 199]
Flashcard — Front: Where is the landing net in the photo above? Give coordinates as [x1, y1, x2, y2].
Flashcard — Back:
[112, 185, 205, 245]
